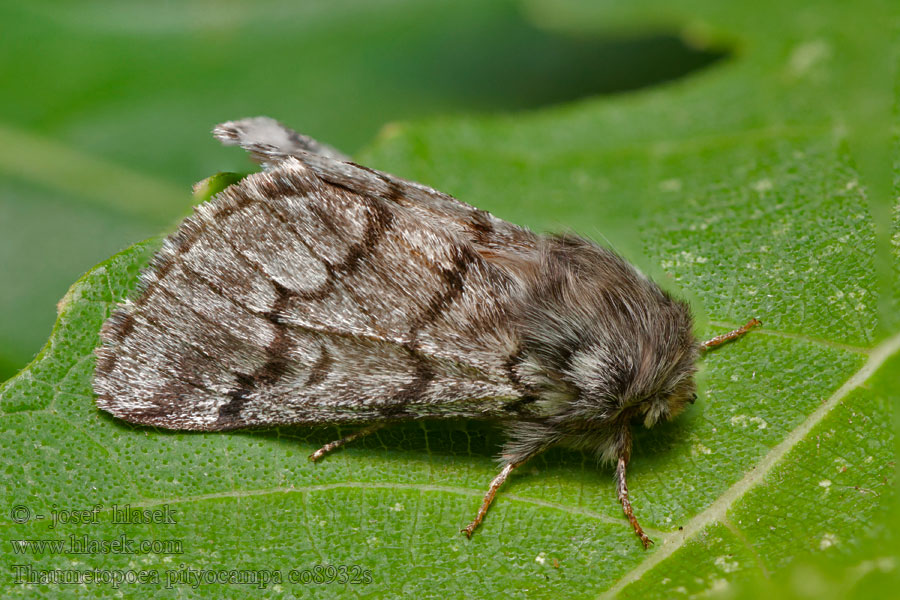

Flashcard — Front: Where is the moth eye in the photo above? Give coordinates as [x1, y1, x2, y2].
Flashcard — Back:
[689, 393, 698, 404]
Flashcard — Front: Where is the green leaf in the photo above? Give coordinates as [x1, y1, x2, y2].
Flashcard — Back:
[1, 0, 897, 598]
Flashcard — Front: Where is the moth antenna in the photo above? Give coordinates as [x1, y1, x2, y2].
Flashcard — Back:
[700, 318, 761, 351]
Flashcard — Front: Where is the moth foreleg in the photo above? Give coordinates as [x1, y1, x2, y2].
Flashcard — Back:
[616, 455, 652, 549]
[308, 423, 386, 462]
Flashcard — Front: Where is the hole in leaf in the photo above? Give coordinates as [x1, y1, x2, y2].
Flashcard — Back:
[424, 32, 725, 111]
[365, 8, 728, 115]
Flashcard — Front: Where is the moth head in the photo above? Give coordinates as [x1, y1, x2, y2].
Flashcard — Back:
[565, 319, 699, 429]
[633, 363, 698, 427]
[520, 235, 702, 442]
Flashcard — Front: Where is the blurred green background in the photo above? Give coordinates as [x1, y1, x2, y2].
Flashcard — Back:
[0, 0, 725, 381]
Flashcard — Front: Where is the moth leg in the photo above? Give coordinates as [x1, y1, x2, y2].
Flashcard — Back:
[213, 116, 351, 165]
[616, 454, 653, 549]
[308, 423, 385, 462]
[701, 318, 761, 350]
[462, 459, 529, 538]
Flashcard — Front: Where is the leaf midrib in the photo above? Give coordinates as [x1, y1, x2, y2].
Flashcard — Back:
[599, 328, 900, 598]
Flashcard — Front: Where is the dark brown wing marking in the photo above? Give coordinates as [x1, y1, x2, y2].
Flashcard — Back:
[95, 158, 528, 430]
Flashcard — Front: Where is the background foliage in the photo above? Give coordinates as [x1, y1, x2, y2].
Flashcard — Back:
[0, 0, 896, 597]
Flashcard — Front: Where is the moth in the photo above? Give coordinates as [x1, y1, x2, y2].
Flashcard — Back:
[93, 116, 759, 548]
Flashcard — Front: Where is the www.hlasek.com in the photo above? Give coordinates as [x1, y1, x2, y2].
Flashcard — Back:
[10, 534, 183, 555]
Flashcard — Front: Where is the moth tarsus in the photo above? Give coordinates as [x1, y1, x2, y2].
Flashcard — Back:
[93, 115, 761, 549]
[461, 459, 528, 538]
[616, 455, 652, 549]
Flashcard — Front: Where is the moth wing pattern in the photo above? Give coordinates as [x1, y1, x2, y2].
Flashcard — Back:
[94, 122, 541, 431]
[214, 117, 540, 262]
